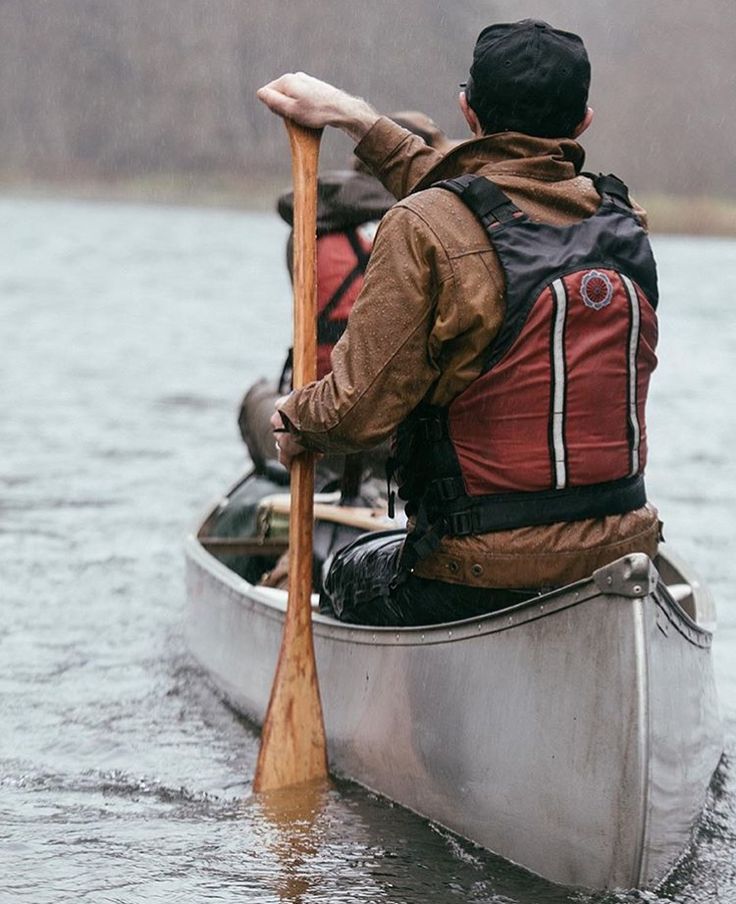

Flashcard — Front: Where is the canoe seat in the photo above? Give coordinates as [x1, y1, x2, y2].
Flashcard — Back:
[666, 582, 697, 620]
[667, 583, 692, 604]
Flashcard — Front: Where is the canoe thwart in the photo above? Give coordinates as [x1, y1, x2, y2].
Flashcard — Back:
[257, 493, 395, 536]
[199, 536, 289, 558]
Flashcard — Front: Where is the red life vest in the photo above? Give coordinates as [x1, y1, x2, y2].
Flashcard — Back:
[450, 266, 657, 494]
[394, 174, 659, 569]
[316, 226, 374, 378]
[280, 225, 374, 393]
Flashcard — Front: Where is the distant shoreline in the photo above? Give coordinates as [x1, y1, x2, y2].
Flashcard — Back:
[1, 173, 735, 237]
[0, 172, 286, 212]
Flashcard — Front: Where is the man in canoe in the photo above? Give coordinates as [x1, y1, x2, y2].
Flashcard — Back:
[258, 19, 662, 627]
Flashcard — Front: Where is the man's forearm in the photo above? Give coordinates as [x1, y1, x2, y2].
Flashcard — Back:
[257, 72, 379, 142]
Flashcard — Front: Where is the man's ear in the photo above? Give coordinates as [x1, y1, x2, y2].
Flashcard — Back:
[572, 106, 594, 138]
[458, 91, 483, 137]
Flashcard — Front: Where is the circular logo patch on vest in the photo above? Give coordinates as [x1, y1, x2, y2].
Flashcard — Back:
[581, 270, 613, 310]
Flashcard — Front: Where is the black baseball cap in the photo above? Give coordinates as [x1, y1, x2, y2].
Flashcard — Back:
[463, 19, 591, 138]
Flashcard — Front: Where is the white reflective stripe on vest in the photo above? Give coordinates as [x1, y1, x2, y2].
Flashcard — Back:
[551, 278, 569, 489]
[622, 273, 642, 476]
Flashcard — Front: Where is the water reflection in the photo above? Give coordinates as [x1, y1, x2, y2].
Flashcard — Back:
[252, 780, 334, 903]
[245, 774, 593, 904]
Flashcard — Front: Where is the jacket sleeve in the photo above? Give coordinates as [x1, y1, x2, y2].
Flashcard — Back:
[277, 203, 447, 453]
[354, 117, 445, 200]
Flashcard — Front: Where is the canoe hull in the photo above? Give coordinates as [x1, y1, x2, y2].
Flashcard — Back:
[186, 533, 722, 890]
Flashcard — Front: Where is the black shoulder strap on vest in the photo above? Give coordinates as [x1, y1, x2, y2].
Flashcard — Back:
[586, 172, 634, 209]
[437, 175, 525, 229]
[346, 226, 372, 270]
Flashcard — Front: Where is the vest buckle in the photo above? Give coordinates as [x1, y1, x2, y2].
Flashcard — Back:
[433, 476, 462, 502]
[447, 509, 473, 536]
[419, 418, 445, 442]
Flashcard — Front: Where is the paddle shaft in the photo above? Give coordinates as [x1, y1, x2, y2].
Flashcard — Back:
[253, 121, 328, 792]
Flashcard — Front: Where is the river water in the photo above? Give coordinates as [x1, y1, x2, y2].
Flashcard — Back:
[0, 196, 734, 903]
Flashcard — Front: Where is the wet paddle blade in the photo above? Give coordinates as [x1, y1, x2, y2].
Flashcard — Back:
[253, 121, 328, 792]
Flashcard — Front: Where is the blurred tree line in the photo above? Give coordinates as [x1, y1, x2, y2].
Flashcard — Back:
[0, 0, 734, 202]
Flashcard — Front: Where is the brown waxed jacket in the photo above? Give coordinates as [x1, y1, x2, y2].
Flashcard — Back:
[279, 118, 661, 589]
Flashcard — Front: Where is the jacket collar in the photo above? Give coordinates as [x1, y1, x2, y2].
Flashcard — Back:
[412, 131, 586, 193]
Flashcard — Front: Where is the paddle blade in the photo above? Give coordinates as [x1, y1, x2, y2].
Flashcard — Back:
[253, 633, 327, 792]
[254, 453, 327, 792]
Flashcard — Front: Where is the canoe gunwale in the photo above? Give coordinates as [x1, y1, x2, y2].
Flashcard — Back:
[186, 531, 598, 642]
[186, 529, 714, 652]
[187, 471, 716, 649]
[653, 584, 712, 648]
[593, 553, 713, 646]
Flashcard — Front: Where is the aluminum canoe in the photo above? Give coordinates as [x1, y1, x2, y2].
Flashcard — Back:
[185, 476, 723, 891]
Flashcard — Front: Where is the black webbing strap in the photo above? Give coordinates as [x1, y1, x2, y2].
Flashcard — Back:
[437, 174, 524, 228]
[394, 504, 445, 583]
[587, 172, 633, 209]
[440, 474, 647, 536]
[278, 346, 294, 395]
[346, 226, 372, 270]
[385, 456, 397, 519]
[398, 474, 647, 573]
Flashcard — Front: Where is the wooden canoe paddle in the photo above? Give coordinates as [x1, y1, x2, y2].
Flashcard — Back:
[253, 121, 328, 793]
